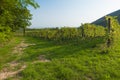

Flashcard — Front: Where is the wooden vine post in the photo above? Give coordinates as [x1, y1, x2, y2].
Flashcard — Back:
[81, 24, 85, 38]
[107, 18, 111, 47]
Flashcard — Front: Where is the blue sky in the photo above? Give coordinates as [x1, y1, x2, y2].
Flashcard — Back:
[29, 0, 120, 28]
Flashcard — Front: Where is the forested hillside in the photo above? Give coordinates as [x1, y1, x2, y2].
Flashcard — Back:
[92, 9, 120, 26]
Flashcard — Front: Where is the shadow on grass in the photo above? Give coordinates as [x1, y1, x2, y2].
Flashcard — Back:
[19, 37, 105, 62]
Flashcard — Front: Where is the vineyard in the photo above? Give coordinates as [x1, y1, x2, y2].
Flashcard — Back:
[1, 14, 120, 79]
[1, 0, 120, 79]
[24, 16, 120, 48]
[26, 24, 105, 42]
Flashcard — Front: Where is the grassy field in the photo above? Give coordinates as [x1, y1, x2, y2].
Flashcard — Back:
[0, 37, 22, 70]
[1, 36, 120, 80]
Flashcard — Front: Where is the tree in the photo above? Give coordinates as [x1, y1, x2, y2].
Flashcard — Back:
[0, 0, 39, 42]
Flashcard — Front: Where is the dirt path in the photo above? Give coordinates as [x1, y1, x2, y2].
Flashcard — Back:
[13, 40, 35, 54]
[0, 39, 50, 80]
[0, 40, 30, 80]
[32, 55, 50, 64]
[0, 63, 26, 80]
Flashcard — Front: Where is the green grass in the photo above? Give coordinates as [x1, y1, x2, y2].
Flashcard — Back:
[16, 37, 120, 80]
[1, 36, 120, 80]
[0, 37, 23, 70]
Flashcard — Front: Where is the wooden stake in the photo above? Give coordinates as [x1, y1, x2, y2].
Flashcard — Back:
[108, 18, 111, 34]
[107, 18, 111, 47]
[81, 26, 85, 38]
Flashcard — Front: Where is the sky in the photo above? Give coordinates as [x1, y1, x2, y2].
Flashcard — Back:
[29, 0, 120, 28]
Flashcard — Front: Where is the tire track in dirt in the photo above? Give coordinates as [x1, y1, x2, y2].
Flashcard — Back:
[0, 40, 32, 80]
[0, 39, 50, 80]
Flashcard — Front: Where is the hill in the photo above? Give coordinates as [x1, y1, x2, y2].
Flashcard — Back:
[92, 9, 120, 26]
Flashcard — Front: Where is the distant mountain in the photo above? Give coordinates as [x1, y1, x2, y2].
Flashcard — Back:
[92, 9, 120, 26]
